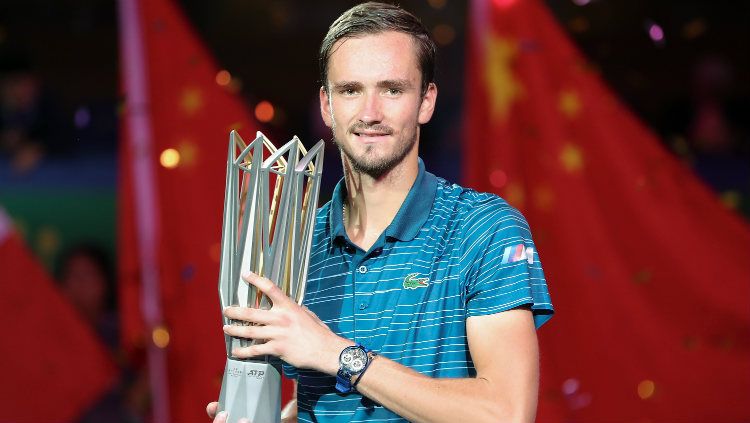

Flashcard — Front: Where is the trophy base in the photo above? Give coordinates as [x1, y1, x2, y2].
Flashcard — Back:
[218, 359, 281, 423]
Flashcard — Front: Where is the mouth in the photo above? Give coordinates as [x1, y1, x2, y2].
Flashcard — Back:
[351, 128, 392, 143]
[354, 131, 388, 137]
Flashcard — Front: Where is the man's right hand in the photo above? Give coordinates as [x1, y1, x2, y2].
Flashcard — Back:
[206, 402, 251, 423]
[206, 400, 297, 423]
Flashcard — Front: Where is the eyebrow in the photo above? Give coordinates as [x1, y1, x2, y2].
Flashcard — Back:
[377, 79, 413, 90]
[332, 81, 363, 91]
[331, 79, 414, 91]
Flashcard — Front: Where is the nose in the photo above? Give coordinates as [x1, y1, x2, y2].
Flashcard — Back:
[358, 91, 384, 124]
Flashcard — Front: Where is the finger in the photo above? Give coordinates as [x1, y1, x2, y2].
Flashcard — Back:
[213, 410, 228, 423]
[242, 271, 288, 305]
[238, 419, 251, 423]
[223, 323, 278, 340]
[206, 402, 218, 418]
[224, 306, 276, 325]
[232, 341, 276, 359]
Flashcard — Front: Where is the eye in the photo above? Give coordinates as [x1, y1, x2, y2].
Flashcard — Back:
[385, 88, 403, 96]
[340, 88, 359, 96]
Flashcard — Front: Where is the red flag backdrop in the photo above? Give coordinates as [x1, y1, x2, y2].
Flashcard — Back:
[118, 0, 291, 421]
[464, 0, 750, 421]
[0, 208, 116, 423]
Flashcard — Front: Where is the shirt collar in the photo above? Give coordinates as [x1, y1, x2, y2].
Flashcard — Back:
[329, 158, 438, 243]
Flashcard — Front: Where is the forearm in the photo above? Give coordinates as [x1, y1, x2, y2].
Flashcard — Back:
[353, 355, 536, 423]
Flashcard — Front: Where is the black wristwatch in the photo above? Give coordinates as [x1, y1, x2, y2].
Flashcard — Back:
[335, 344, 373, 393]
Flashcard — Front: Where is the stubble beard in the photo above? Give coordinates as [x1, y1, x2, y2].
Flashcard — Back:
[332, 124, 418, 179]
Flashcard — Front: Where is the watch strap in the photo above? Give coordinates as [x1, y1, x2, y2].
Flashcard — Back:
[335, 344, 371, 393]
[351, 350, 377, 390]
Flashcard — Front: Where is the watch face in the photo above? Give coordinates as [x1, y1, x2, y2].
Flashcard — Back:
[341, 346, 368, 373]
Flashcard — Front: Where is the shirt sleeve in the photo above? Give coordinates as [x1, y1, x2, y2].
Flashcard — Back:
[281, 361, 298, 380]
[461, 200, 553, 328]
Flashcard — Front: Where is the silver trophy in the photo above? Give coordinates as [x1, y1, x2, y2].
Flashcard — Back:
[217, 130, 324, 423]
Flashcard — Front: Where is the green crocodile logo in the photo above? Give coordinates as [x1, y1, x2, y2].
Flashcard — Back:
[403, 273, 429, 290]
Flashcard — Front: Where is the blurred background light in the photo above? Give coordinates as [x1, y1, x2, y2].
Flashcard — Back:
[489, 169, 508, 188]
[562, 378, 580, 395]
[638, 380, 656, 399]
[432, 24, 456, 46]
[215, 69, 231, 86]
[427, 0, 447, 10]
[254, 100, 275, 123]
[73, 106, 91, 129]
[646, 20, 666, 46]
[152, 326, 171, 349]
[682, 19, 707, 40]
[159, 148, 180, 169]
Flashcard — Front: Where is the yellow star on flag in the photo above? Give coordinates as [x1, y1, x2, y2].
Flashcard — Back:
[560, 143, 584, 173]
[558, 89, 581, 118]
[180, 87, 203, 115]
[633, 268, 652, 284]
[178, 140, 198, 167]
[485, 35, 524, 122]
[533, 185, 555, 211]
[504, 182, 525, 209]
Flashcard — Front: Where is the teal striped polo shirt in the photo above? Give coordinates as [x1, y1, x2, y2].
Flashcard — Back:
[285, 159, 553, 422]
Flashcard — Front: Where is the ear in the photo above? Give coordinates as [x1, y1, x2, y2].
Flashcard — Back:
[417, 82, 438, 125]
[319, 86, 333, 128]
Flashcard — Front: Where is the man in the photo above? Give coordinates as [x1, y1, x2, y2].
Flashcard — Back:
[209, 2, 553, 422]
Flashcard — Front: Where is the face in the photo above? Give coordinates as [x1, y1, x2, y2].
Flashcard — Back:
[61, 253, 106, 321]
[320, 31, 437, 178]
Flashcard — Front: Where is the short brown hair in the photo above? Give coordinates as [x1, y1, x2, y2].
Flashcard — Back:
[319, 2, 436, 96]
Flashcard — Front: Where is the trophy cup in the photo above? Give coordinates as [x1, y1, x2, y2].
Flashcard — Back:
[217, 130, 324, 423]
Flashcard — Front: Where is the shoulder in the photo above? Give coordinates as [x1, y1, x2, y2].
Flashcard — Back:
[432, 179, 534, 261]
[434, 177, 528, 234]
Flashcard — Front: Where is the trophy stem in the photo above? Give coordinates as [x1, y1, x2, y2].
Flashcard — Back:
[218, 359, 281, 423]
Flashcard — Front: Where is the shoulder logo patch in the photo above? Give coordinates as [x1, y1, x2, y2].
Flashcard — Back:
[501, 244, 535, 264]
[403, 273, 429, 289]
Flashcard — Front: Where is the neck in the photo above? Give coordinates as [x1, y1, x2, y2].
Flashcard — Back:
[342, 152, 419, 251]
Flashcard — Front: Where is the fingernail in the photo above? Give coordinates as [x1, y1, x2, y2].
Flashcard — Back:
[217, 411, 227, 419]
[223, 324, 231, 331]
